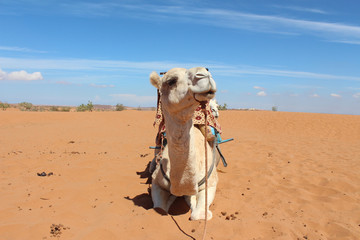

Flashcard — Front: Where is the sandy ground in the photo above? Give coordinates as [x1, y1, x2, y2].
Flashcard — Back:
[1, 110, 360, 240]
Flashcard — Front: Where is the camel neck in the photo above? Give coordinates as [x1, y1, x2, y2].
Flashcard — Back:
[163, 111, 198, 196]
[164, 111, 193, 162]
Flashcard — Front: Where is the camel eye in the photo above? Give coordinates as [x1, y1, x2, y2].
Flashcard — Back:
[167, 77, 177, 87]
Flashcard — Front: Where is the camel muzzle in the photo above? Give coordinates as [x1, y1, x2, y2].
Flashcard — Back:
[188, 70, 217, 94]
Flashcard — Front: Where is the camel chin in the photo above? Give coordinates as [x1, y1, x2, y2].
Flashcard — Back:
[194, 91, 216, 102]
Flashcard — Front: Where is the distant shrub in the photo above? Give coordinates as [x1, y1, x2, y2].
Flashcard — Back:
[61, 107, 71, 112]
[0, 102, 10, 111]
[76, 104, 87, 112]
[50, 106, 59, 111]
[19, 102, 33, 111]
[115, 103, 125, 111]
[218, 103, 228, 110]
[272, 106, 278, 112]
[87, 101, 94, 112]
[77, 101, 94, 112]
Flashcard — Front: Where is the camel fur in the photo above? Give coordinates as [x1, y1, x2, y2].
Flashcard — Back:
[150, 67, 218, 220]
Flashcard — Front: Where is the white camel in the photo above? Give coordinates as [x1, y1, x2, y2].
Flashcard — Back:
[209, 99, 219, 119]
[150, 67, 218, 220]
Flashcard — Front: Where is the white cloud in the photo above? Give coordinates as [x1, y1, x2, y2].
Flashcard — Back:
[272, 5, 328, 14]
[42, 2, 360, 45]
[353, 93, 360, 98]
[254, 86, 265, 90]
[310, 93, 320, 98]
[331, 40, 360, 45]
[90, 83, 115, 88]
[330, 93, 341, 98]
[189, 8, 360, 44]
[1, 57, 360, 82]
[0, 68, 43, 81]
[0, 45, 47, 53]
[0, 57, 183, 73]
[257, 91, 267, 97]
[127, 5, 360, 43]
[4, 2, 360, 44]
[0, 69, 6, 80]
[215, 65, 360, 82]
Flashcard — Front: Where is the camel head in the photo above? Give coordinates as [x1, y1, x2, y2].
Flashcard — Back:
[150, 67, 217, 121]
[209, 99, 219, 118]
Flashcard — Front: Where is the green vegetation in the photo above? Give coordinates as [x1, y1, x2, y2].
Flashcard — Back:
[272, 106, 278, 112]
[77, 101, 94, 112]
[50, 106, 59, 111]
[115, 103, 125, 111]
[218, 103, 228, 110]
[76, 104, 87, 112]
[61, 107, 71, 112]
[0, 102, 10, 110]
[0, 101, 129, 112]
[19, 102, 33, 111]
[31, 106, 40, 112]
[87, 101, 94, 112]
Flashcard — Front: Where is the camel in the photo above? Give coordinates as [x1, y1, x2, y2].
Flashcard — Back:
[209, 99, 219, 119]
[149, 67, 219, 220]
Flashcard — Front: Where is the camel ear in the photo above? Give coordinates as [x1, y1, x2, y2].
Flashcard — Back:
[150, 71, 161, 89]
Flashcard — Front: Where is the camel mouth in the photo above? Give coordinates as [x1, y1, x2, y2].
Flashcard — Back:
[207, 90, 215, 95]
[195, 90, 216, 101]
[205, 91, 216, 99]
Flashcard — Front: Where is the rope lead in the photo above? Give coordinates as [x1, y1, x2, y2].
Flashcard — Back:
[200, 101, 208, 240]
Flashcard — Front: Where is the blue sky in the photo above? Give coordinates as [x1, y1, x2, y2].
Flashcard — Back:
[0, 0, 360, 114]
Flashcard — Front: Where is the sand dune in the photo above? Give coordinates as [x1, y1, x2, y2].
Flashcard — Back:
[1, 110, 360, 239]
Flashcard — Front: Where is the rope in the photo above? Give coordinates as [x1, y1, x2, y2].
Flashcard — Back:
[200, 101, 208, 240]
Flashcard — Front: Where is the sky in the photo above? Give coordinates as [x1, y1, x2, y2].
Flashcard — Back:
[0, 0, 360, 115]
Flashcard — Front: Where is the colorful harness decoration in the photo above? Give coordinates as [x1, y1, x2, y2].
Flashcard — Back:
[153, 90, 222, 135]
[151, 89, 233, 169]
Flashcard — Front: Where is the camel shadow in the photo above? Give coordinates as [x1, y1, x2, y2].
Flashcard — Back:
[125, 161, 190, 216]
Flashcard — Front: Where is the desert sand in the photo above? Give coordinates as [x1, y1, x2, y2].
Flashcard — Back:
[1, 110, 360, 240]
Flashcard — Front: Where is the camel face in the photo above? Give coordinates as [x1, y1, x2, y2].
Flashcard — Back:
[209, 99, 219, 118]
[159, 68, 190, 107]
[188, 67, 217, 102]
[150, 67, 217, 115]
